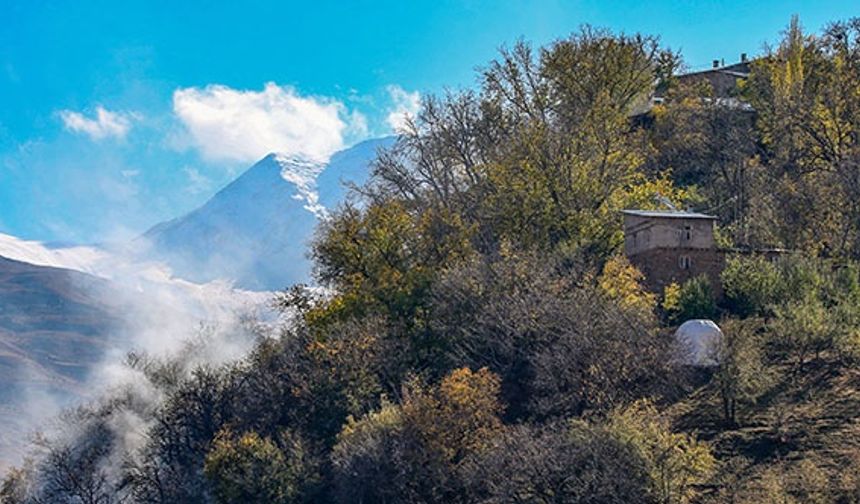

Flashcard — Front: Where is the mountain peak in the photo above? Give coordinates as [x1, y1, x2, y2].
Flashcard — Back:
[142, 138, 393, 290]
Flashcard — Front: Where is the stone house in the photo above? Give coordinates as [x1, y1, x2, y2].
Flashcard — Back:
[632, 55, 755, 121]
[622, 210, 724, 295]
[670, 55, 751, 100]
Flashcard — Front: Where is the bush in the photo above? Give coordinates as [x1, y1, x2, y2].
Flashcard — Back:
[607, 399, 715, 504]
[722, 255, 782, 317]
[463, 422, 653, 503]
[670, 275, 717, 323]
[330, 368, 506, 503]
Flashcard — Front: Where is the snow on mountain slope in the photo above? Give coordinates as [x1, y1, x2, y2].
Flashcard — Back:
[0, 233, 105, 274]
[143, 136, 395, 291]
[317, 136, 396, 209]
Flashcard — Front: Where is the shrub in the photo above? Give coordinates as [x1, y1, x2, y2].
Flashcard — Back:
[607, 400, 715, 504]
[671, 275, 717, 323]
[721, 255, 782, 317]
[463, 422, 652, 503]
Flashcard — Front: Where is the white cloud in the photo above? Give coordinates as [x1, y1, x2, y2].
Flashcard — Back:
[347, 109, 369, 138]
[59, 106, 134, 140]
[385, 85, 421, 132]
[173, 82, 359, 164]
[183, 166, 212, 195]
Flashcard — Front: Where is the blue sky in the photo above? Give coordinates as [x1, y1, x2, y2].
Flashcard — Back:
[0, 0, 854, 244]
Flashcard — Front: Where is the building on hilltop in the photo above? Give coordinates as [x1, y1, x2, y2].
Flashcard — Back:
[632, 54, 755, 121]
[670, 54, 752, 100]
[622, 209, 724, 295]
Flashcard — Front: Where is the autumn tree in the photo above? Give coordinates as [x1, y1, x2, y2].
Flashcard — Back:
[203, 430, 317, 504]
[330, 367, 505, 503]
[607, 400, 715, 504]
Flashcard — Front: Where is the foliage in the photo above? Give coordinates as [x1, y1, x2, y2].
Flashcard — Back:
[463, 422, 654, 503]
[598, 255, 657, 315]
[402, 367, 504, 464]
[721, 255, 783, 317]
[670, 275, 717, 323]
[330, 368, 505, 503]
[204, 430, 317, 504]
[430, 251, 679, 419]
[771, 295, 835, 371]
[662, 282, 681, 315]
[607, 400, 715, 504]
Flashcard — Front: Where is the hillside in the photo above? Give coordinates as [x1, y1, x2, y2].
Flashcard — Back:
[0, 256, 118, 398]
[4, 17, 860, 504]
[0, 256, 120, 472]
[668, 355, 860, 500]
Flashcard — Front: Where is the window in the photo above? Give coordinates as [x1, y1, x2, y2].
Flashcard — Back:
[683, 224, 693, 241]
[679, 255, 691, 270]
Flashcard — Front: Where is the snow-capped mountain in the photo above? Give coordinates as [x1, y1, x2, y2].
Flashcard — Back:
[142, 137, 394, 291]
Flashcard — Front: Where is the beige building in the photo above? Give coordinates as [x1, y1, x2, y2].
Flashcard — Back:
[622, 210, 724, 294]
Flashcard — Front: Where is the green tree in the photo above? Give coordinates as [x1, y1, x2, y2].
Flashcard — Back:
[714, 319, 770, 426]
[771, 295, 835, 372]
[670, 275, 717, 323]
[607, 400, 715, 504]
[721, 256, 783, 318]
[204, 430, 316, 504]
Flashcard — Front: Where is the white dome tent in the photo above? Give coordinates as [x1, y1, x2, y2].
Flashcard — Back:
[674, 319, 723, 366]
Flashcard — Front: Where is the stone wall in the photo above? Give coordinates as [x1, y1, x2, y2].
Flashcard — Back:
[628, 246, 726, 296]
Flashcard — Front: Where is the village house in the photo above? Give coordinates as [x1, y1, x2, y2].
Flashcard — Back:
[631, 54, 755, 122]
[623, 208, 786, 296]
[622, 209, 724, 294]
[667, 54, 752, 100]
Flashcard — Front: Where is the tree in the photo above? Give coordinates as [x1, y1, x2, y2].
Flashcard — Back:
[462, 422, 653, 503]
[669, 275, 717, 323]
[330, 367, 506, 503]
[598, 255, 657, 315]
[721, 256, 783, 318]
[606, 400, 715, 504]
[430, 251, 678, 420]
[330, 399, 416, 503]
[771, 295, 835, 372]
[745, 16, 860, 256]
[648, 79, 758, 246]
[401, 367, 504, 465]
[203, 430, 316, 504]
[713, 319, 770, 426]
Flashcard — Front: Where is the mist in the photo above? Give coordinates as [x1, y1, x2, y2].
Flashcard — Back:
[0, 234, 281, 475]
